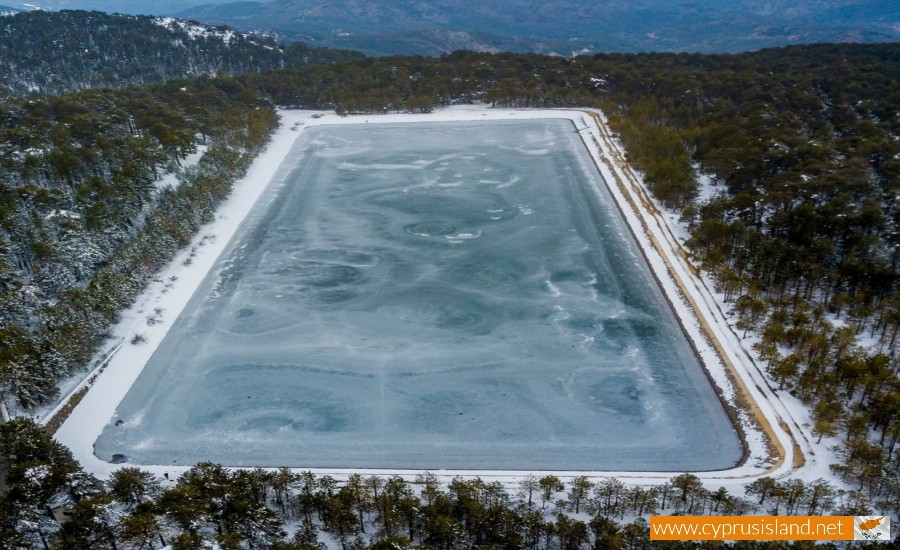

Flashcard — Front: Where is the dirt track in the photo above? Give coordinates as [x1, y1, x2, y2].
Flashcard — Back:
[578, 109, 805, 477]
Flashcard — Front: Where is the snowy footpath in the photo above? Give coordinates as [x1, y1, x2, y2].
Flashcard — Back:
[51, 105, 835, 491]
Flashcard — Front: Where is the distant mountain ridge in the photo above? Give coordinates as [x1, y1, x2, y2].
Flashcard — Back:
[0, 0, 234, 15]
[177, 0, 900, 55]
[0, 9, 361, 96]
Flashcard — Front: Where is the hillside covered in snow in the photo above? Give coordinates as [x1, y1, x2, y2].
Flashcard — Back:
[0, 9, 361, 96]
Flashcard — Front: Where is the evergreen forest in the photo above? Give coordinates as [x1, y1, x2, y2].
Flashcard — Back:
[0, 10, 361, 96]
[0, 417, 883, 548]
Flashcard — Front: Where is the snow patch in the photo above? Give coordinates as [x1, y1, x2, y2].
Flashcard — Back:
[153, 17, 244, 45]
[153, 145, 208, 191]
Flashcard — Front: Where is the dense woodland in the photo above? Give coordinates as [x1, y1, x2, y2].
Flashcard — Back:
[0, 78, 278, 412]
[0, 418, 881, 548]
[0, 10, 361, 97]
[0, 11, 897, 547]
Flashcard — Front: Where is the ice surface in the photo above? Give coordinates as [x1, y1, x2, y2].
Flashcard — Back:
[95, 120, 742, 470]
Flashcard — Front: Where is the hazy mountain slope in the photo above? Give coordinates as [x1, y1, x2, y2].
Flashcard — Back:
[177, 0, 900, 55]
[0, 10, 361, 96]
[0, 0, 233, 15]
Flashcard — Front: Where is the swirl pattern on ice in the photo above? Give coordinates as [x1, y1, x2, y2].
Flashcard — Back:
[95, 120, 741, 471]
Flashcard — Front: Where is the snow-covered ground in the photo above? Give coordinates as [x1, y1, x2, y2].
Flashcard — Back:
[152, 144, 208, 191]
[51, 105, 831, 492]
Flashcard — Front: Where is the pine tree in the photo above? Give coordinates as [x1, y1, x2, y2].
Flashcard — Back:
[538, 475, 564, 509]
[108, 467, 161, 509]
[566, 476, 594, 514]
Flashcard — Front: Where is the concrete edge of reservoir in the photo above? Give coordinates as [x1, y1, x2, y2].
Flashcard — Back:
[49, 106, 815, 489]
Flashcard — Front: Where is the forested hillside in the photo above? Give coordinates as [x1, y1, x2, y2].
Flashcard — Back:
[0, 78, 277, 412]
[0, 10, 361, 96]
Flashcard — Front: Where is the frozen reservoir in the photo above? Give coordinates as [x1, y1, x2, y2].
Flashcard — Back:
[95, 120, 743, 470]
